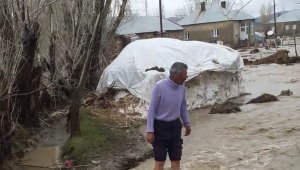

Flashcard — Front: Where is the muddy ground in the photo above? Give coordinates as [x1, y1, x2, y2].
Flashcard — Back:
[15, 107, 152, 170]
[133, 63, 300, 170]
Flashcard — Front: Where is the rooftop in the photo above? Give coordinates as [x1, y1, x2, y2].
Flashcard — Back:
[270, 9, 300, 23]
[117, 16, 184, 35]
[178, 3, 254, 26]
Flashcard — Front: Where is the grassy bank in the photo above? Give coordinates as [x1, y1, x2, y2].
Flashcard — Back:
[62, 108, 128, 165]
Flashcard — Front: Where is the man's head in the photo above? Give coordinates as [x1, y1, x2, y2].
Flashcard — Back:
[169, 62, 188, 85]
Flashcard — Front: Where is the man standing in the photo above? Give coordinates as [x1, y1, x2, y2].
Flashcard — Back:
[146, 62, 191, 170]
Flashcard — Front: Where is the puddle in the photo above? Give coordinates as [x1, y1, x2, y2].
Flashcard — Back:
[21, 146, 60, 170]
[20, 118, 68, 169]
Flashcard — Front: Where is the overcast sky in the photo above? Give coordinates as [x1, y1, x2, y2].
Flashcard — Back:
[131, 0, 300, 17]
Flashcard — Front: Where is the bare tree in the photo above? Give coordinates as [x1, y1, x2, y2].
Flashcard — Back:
[260, 3, 273, 36]
[154, 1, 166, 18]
[175, 6, 189, 18]
[59, 0, 129, 137]
[0, 0, 47, 165]
[0, 0, 131, 166]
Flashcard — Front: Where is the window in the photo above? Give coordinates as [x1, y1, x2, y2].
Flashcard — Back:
[293, 25, 297, 30]
[286, 25, 289, 31]
[184, 31, 190, 40]
[211, 29, 219, 37]
[240, 22, 249, 34]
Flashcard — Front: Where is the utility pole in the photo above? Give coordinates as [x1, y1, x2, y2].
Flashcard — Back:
[159, 0, 163, 37]
[145, 0, 148, 16]
[273, 0, 277, 39]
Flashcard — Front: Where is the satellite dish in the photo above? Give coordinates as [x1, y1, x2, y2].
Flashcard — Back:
[267, 30, 274, 36]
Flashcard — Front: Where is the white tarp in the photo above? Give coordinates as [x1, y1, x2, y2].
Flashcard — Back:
[96, 38, 243, 103]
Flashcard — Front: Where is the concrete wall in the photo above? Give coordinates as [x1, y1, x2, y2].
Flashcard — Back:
[136, 30, 184, 40]
[183, 20, 255, 47]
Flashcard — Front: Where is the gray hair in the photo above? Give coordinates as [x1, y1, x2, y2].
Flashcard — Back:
[170, 62, 188, 77]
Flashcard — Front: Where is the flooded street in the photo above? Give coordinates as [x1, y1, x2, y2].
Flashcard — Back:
[133, 63, 300, 170]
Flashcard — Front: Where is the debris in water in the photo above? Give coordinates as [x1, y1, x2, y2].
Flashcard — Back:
[245, 50, 291, 65]
[280, 89, 293, 96]
[64, 160, 74, 168]
[238, 48, 247, 52]
[250, 48, 259, 54]
[209, 101, 241, 114]
[247, 93, 278, 104]
[289, 57, 300, 63]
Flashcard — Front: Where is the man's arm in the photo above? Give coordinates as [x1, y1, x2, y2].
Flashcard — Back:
[146, 85, 160, 143]
[180, 90, 191, 136]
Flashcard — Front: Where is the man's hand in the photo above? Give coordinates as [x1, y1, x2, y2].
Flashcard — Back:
[184, 126, 191, 136]
[146, 132, 154, 144]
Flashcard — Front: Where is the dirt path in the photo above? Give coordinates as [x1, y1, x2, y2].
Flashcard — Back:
[133, 63, 300, 170]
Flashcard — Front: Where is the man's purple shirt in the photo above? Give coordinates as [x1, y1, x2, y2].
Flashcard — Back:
[146, 78, 190, 132]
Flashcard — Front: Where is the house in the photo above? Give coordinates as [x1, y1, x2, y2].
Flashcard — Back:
[178, 1, 255, 47]
[105, 16, 184, 60]
[117, 16, 185, 41]
[255, 11, 289, 36]
[269, 9, 300, 37]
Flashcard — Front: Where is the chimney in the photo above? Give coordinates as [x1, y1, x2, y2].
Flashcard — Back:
[201, 2, 206, 12]
[221, 1, 226, 9]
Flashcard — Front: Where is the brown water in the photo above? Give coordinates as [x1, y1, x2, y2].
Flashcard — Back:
[133, 63, 300, 170]
[21, 146, 60, 169]
[20, 118, 68, 169]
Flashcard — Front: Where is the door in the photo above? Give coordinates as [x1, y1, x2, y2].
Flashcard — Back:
[240, 22, 249, 41]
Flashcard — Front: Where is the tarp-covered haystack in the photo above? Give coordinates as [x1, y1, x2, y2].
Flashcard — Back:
[96, 38, 244, 117]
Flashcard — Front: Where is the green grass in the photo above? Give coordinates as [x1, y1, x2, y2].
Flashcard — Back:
[62, 108, 127, 164]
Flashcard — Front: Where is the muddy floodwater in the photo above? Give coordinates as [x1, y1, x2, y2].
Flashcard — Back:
[21, 118, 68, 170]
[133, 63, 300, 170]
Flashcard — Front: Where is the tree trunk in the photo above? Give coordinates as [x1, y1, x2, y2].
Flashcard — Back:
[13, 21, 40, 128]
[0, 116, 13, 166]
[88, 0, 129, 89]
[49, 33, 56, 80]
[49, 4, 56, 80]
[69, 91, 81, 137]
[68, 10, 103, 137]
